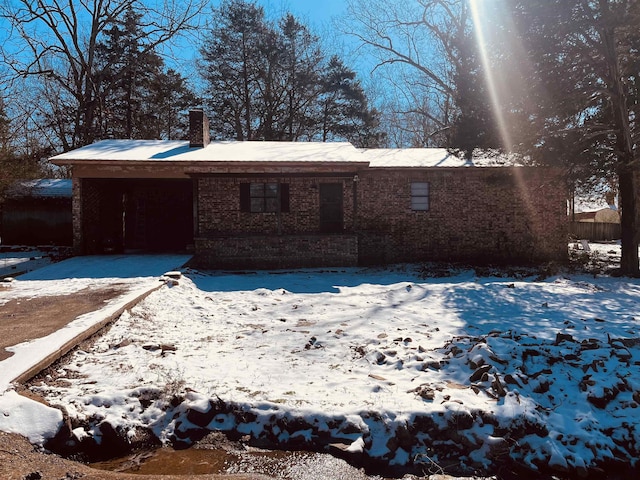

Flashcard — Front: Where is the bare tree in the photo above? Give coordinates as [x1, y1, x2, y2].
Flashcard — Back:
[342, 0, 497, 155]
[0, 0, 206, 150]
[342, 0, 453, 147]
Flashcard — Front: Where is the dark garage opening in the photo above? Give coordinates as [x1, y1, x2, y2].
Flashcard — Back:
[82, 178, 194, 253]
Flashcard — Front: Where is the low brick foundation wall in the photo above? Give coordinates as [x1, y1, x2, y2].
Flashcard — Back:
[193, 234, 358, 269]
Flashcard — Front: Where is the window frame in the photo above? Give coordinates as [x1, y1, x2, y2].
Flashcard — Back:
[410, 181, 430, 212]
[250, 182, 278, 213]
[240, 182, 290, 213]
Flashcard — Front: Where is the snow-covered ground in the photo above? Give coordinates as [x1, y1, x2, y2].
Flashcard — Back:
[1, 245, 640, 476]
[0, 248, 54, 278]
[0, 254, 191, 443]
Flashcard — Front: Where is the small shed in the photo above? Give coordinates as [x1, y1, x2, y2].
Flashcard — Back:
[570, 199, 621, 241]
[1, 179, 73, 246]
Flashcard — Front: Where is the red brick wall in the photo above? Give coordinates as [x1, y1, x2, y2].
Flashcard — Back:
[196, 176, 355, 236]
[193, 175, 358, 268]
[187, 167, 567, 268]
[72, 166, 567, 266]
[356, 167, 568, 265]
[194, 234, 358, 269]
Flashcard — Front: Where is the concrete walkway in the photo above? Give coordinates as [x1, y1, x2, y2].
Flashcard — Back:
[0, 254, 191, 392]
[0, 250, 53, 279]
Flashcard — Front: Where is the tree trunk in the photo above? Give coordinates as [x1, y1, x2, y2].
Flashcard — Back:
[600, 9, 639, 275]
[618, 165, 640, 275]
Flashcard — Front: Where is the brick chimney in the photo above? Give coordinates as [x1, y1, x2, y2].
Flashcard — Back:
[189, 109, 210, 148]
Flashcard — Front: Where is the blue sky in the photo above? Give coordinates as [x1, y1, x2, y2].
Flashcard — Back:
[174, 0, 365, 81]
[254, 0, 348, 26]
[0, 0, 367, 93]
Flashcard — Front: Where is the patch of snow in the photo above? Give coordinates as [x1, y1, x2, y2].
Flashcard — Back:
[1, 249, 639, 475]
[7, 179, 72, 198]
[346, 436, 365, 453]
[0, 391, 63, 444]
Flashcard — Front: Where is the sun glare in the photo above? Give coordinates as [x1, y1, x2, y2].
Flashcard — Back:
[469, 0, 513, 152]
[470, 0, 542, 241]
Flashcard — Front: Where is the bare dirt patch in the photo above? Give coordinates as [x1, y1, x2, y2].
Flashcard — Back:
[0, 431, 273, 480]
[0, 285, 128, 361]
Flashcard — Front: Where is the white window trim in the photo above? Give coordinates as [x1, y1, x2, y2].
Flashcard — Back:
[411, 182, 430, 211]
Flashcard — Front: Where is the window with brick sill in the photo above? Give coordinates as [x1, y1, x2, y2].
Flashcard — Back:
[411, 182, 430, 211]
[240, 182, 290, 213]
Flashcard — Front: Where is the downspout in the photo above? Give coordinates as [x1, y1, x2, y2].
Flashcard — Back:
[352, 173, 359, 230]
[193, 178, 199, 242]
[277, 182, 282, 236]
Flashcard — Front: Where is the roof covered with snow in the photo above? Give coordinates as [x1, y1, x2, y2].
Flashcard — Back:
[50, 139, 367, 164]
[51, 140, 526, 169]
[363, 148, 472, 167]
[7, 179, 72, 198]
[362, 148, 521, 167]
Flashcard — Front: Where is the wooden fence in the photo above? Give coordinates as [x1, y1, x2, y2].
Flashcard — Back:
[569, 221, 621, 241]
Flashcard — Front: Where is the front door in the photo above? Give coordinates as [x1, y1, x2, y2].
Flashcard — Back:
[319, 183, 343, 233]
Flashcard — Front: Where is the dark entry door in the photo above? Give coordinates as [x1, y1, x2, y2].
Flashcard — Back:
[319, 183, 343, 233]
[123, 179, 193, 252]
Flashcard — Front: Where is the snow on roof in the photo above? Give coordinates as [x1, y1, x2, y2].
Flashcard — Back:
[50, 139, 367, 164]
[8, 179, 72, 198]
[51, 140, 527, 169]
[362, 148, 521, 167]
[573, 196, 613, 214]
[363, 148, 471, 167]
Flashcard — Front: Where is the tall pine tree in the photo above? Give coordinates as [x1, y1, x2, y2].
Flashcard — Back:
[279, 14, 324, 141]
[200, 0, 381, 144]
[200, 0, 266, 140]
[95, 7, 198, 140]
[0, 0, 205, 149]
[449, 2, 499, 158]
[317, 56, 381, 147]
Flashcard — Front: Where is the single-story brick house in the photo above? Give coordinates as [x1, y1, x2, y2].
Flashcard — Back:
[50, 110, 568, 268]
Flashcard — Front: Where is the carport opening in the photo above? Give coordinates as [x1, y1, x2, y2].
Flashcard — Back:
[82, 178, 194, 253]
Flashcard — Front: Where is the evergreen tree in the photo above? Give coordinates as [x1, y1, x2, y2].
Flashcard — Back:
[96, 7, 161, 139]
[0, 0, 205, 149]
[0, 97, 50, 205]
[0, 97, 15, 202]
[0, 98, 11, 161]
[96, 7, 198, 140]
[146, 69, 200, 140]
[200, 0, 267, 140]
[448, 4, 498, 159]
[254, 25, 287, 140]
[318, 56, 382, 147]
[279, 14, 324, 141]
[200, 0, 381, 143]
